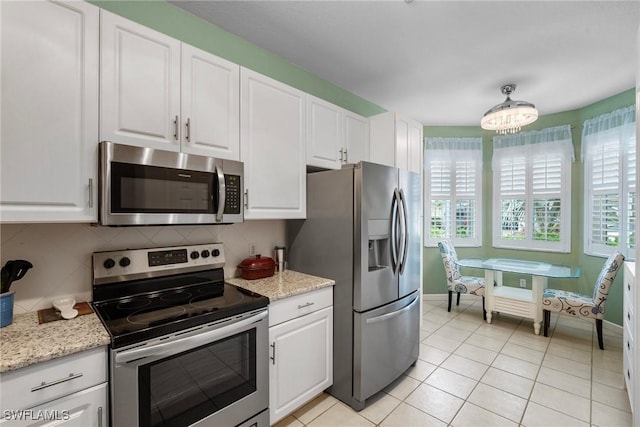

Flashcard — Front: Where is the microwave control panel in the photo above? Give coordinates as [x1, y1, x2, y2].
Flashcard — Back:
[224, 174, 241, 214]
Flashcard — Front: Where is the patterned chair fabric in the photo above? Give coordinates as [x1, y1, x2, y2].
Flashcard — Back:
[438, 240, 485, 297]
[542, 251, 624, 349]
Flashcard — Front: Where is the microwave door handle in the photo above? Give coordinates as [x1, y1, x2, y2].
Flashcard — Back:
[215, 165, 226, 222]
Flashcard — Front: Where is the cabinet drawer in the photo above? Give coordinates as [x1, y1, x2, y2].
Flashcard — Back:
[0, 347, 107, 412]
[269, 287, 332, 326]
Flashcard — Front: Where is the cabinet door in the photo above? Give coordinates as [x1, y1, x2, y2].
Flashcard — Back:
[395, 116, 410, 171]
[0, 383, 108, 427]
[344, 111, 369, 165]
[100, 10, 181, 151]
[0, 0, 98, 222]
[306, 95, 343, 169]
[181, 44, 240, 160]
[269, 307, 333, 424]
[408, 120, 423, 174]
[240, 68, 306, 219]
[368, 112, 395, 167]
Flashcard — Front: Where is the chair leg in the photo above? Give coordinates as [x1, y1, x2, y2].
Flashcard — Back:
[482, 296, 486, 321]
[456, 292, 461, 306]
[596, 319, 604, 350]
[447, 291, 453, 312]
[543, 310, 550, 337]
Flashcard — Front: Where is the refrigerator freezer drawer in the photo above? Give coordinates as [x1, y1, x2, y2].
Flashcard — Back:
[353, 292, 420, 404]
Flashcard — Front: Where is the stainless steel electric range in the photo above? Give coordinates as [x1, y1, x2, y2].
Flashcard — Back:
[92, 243, 269, 427]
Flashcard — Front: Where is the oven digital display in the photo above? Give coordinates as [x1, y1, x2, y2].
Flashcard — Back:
[148, 249, 188, 267]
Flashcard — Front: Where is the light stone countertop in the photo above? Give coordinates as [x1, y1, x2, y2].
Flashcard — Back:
[0, 311, 110, 373]
[226, 270, 334, 301]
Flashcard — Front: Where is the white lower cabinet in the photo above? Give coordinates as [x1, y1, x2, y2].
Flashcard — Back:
[268, 287, 333, 425]
[0, 347, 108, 427]
[624, 261, 636, 418]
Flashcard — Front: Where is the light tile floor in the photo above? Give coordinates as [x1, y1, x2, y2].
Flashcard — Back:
[275, 298, 633, 427]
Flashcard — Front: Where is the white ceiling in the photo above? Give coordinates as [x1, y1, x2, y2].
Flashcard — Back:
[170, 1, 640, 126]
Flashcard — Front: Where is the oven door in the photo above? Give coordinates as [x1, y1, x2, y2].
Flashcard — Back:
[111, 309, 268, 427]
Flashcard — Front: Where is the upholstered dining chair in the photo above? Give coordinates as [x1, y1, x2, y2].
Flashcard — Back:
[437, 240, 486, 320]
[542, 251, 625, 350]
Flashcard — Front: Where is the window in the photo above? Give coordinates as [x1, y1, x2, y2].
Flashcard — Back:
[583, 105, 636, 259]
[492, 125, 574, 252]
[424, 137, 482, 247]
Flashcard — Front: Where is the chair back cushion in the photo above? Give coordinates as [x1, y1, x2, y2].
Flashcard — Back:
[591, 251, 625, 316]
[438, 240, 461, 286]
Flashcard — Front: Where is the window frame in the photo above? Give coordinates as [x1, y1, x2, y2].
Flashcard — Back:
[492, 130, 573, 253]
[583, 113, 636, 259]
[424, 140, 483, 248]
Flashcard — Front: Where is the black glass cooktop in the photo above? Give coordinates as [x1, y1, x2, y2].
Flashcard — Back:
[93, 271, 268, 349]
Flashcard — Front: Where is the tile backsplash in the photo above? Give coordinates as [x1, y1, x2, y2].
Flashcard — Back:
[0, 220, 285, 313]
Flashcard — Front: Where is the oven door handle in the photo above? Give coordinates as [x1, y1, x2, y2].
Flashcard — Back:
[115, 310, 267, 366]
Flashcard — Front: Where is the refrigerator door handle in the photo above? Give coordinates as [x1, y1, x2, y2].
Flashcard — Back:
[365, 293, 419, 324]
[398, 189, 409, 275]
[390, 189, 400, 274]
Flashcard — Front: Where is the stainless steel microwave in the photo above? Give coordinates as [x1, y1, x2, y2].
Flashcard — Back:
[99, 142, 243, 226]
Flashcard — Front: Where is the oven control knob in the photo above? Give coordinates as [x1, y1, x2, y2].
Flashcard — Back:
[212, 249, 220, 257]
[103, 258, 116, 269]
[190, 251, 200, 260]
[119, 257, 131, 267]
[201, 250, 210, 258]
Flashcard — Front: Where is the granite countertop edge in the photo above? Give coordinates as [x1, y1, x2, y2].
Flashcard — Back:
[226, 270, 335, 301]
[0, 311, 110, 374]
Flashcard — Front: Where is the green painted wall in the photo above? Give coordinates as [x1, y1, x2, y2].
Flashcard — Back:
[89, 0, 385, 117]
[423, 88, 636, 326]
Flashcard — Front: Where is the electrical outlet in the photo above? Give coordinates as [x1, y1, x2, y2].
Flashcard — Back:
[249, 243, 257, 256]
[519, 279, 526, 288]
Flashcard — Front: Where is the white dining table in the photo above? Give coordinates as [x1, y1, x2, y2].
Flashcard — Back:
[458, 258, 581, 335]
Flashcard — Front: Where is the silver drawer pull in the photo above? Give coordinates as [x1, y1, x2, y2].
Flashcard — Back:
[298, 302, 314, 309]
[31, 373, 83, 392]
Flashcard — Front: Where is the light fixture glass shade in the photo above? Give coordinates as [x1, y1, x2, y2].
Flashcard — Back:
[481, 84, 538, 135]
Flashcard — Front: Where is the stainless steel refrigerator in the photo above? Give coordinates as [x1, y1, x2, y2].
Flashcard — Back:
[287, 161, 421, 410]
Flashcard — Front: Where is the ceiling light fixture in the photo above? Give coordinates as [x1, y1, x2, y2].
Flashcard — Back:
[480, 84, 538, 135]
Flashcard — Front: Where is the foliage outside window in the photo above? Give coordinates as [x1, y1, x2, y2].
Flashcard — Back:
[424, 137, 482, 247]
[492, 125, 574, 252]
[583, 105, 636, 259]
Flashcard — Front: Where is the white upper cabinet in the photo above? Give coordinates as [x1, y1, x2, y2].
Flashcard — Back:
[100, 10, 181, 151]
[241, 68, 306, 219]
[100, 12, 240, 160]
[180, 44, 240, 159]
[369, 112, 423, 173]
[306, 96, 369, 170]
[343, 110, 370, 165]
[306, 96, 343, 169]
[0, 0, 99, 223]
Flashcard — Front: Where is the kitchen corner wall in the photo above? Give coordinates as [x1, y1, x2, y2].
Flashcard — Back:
[0, 221, 284, 314]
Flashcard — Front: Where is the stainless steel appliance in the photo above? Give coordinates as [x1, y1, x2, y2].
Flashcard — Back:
[91, 243, 269, 427]
[287, 162, 421, 410]
[99, 141, 244, 226]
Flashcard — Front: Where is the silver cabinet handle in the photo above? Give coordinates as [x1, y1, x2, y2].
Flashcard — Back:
[31, 373, 83, 392]
[244, 189, 249, 208]
[98, 407, 103, 427]
[297, 302, 314, 309]
[88, 178, 94, 208]
[270, 342, 276, 365]
[173, 115, 179, 140]
[339, 148, 344, 162]
[344, 149, 348, 163]
[186, 117, 191, 142]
